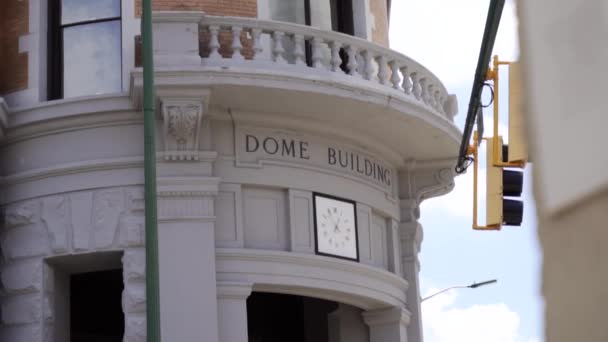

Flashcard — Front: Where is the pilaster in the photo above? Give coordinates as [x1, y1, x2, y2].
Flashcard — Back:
[157, 176, 220, 342]
[216, 282, 253, 342]
[397, 162, 456, 342]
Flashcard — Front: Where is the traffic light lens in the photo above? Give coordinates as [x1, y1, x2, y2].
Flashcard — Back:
[503, 169, 523, 197]
[503, 199, 523, 226]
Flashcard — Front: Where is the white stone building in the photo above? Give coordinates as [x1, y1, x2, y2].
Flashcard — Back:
[0, 0, 460, 341]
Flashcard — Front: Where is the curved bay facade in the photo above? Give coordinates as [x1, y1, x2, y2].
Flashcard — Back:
[0, 1, 460, 342]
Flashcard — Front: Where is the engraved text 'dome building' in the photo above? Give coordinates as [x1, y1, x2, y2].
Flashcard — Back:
[0, 0, 460, 341]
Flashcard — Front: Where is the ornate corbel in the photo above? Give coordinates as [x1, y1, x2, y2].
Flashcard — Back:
[399, 159, 457, 205]
[158, 89, 210, 161]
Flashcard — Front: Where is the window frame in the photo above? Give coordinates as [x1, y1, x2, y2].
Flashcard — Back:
[47, 0, 123, 100]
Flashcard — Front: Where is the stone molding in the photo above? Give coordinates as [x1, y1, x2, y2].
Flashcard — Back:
[216, 248, 408, 310]
[362, 306, 412, 327]
[157, 176, 220, 197]
[5, 94, 135, 138]
[157, 176, 219, 222]
[216, 281, 253, 300]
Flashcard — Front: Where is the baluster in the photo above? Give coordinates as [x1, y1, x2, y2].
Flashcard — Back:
[389, 61, 401, 89]
[362, 50, 375, 80]
[411, 72, 421, 100]
[346, 45, 358, 76]
[420, 78, 429, 104]
[312, 37, 323, 69]
[400, 66, 411, 94]
[436, 92, 445, 113]
[272, 31, 287, 63]
[427, 84, 436, 107]
[377, 55, 390, 85]
[231, 26, 244, 60]
[330, 41, 342, 72]
[209, 25, 221, 60]
[293, 34, 306, 66]
[251, 28, 262, 60]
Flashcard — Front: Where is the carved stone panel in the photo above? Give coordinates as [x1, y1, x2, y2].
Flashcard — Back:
[5, 201, 38, 228]
[41, 196, 70, 253]
[92, 189, 124, 249]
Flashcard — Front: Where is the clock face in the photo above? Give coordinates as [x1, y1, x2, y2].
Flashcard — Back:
[313, 193, 358, 261]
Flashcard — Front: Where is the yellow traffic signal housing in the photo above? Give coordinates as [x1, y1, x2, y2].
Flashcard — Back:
[486, 137, 503, 226]
[486, 137, 524, 227]
[507, 62, 528, 163]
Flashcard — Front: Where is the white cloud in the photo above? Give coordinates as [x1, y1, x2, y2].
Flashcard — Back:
[422, 288, 521, 342]
[389, 0, 519, 89]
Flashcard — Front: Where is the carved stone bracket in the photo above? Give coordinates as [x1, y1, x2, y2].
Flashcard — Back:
[399, 159, 457, 207]
[158, 88, 211, 162]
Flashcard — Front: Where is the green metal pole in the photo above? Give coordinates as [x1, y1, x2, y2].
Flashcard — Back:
[141, 0, 161, 341]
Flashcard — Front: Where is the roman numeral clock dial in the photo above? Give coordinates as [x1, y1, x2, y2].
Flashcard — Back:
[313, 193, 358, 261]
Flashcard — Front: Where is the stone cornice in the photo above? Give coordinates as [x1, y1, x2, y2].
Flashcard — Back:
[216, 281, 253, 299]
[362, 306, 412, 327]
[130, 68, 462, 149]
[1, 94, 138, 144]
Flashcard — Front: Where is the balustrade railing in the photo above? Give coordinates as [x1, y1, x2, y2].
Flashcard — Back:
[151, 12, 456, 121]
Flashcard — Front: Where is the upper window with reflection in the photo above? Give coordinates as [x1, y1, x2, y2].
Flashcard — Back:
[48, 0, 122, 100]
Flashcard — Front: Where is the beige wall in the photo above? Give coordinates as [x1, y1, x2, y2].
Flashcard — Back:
[370, 0, 389, 47]
[538, 191, 608, 342]
[518, 0, 608, 341]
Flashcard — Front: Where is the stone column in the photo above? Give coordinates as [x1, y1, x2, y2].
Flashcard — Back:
[217, 282, 253, 342]
[328, 303, 368, 342]
[363, 307, 411, 342]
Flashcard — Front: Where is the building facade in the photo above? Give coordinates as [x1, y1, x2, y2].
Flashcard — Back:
[0, 1, 460, 341]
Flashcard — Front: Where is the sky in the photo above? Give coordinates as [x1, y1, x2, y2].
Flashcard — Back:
[389, 1, 544, 342]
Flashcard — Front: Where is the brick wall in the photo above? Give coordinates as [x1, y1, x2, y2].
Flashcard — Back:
[370, 0, 389, 48]
[0, 0, 29, 95]
[134, 0, 257, 17]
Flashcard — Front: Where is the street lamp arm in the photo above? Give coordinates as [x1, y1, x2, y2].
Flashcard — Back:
[421, 279, 497, 302]
[421, 285, 469, 302]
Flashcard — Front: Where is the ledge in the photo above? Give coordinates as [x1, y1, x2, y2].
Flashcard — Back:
[216, 248, 408, 310]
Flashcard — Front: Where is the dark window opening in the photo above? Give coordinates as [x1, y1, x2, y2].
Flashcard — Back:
[247, 292, 338, 342]
[48, 0, 122, 100]
[70, 269, 124, 342]
[329, 0, 354, 72]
